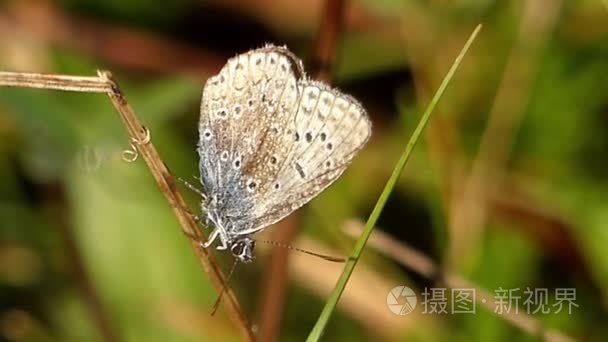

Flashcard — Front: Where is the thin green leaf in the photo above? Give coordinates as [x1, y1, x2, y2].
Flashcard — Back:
[306, 24, 482, 341]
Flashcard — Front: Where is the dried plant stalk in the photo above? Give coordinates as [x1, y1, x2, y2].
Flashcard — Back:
[0, 70, 254, 342]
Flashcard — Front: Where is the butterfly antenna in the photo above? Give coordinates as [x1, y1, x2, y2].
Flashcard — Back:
[257, 240, 345, 263]
[211, 257, 239, 316]
[177, 176, 207, 199]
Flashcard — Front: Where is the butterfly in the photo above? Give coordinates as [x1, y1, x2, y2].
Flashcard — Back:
[197, 44, 371, 262]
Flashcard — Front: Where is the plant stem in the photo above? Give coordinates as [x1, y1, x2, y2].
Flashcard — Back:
[306, 24, 482, 341]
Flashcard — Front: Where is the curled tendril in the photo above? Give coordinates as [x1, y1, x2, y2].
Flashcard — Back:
[122, 126, 151, 162]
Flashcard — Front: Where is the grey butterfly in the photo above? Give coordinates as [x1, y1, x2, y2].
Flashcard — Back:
[197, 44, 371, 263]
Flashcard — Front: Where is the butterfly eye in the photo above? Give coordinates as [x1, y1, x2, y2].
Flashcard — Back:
[231, 238, 255, 263]
[320, 132, 327, 141]
[221, 151, 229, 161]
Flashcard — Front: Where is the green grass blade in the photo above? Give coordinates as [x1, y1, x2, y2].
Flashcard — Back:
[306, 24, 482, 342]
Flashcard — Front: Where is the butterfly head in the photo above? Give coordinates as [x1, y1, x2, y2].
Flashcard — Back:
[230, 237, 255, 263]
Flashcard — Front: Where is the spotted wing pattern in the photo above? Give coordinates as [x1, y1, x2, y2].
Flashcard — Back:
[198, 44, 371, 236]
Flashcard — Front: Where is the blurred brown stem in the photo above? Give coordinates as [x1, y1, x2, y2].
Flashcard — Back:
[0, 70, 254, 342]
[311, 0, 345, 82]
[255, 214, 300, 342]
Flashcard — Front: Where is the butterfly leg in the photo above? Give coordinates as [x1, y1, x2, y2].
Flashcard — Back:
[216, 234, 228, 250]
[201, 227, 229, 250]
[202, 227, 221, 248]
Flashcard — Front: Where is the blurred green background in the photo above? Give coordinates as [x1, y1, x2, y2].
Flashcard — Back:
[1, 0, 607, 341]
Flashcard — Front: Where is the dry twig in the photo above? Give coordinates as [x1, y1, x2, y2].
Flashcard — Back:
[0, 70, 254, 342]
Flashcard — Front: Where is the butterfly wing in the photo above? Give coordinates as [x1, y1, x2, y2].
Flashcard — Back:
[198, 45, 304, 231]
[233, 81, 372, 235]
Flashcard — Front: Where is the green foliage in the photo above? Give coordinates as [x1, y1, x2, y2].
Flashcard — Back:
[1, 1, 607, 341]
